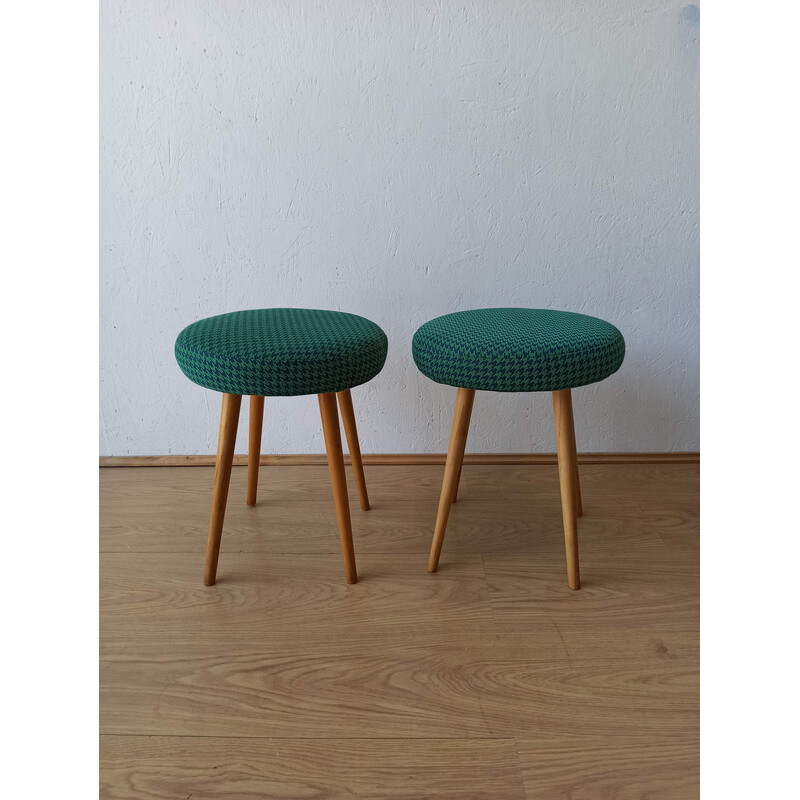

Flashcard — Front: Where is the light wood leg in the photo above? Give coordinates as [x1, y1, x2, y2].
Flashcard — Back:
[567, 395, 583, 517]
[336, 389, 370, 511]
[427, 388, 476, 573]
[450, 462, 463, 504]
[247, 395, 265, 507]
[204, 393, 242, 586]
[319, 392, 358, 584]
[553, 388, 581, 590]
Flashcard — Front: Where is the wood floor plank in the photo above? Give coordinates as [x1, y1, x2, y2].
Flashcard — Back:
[100, 552, 495, 639]
[100, 736, 526, 799]
[517, 732, 699, 799]
[473, 658, 698, 737]
[100, 464, 699, 556]
[99, 463, 698, 497]
[483, 555, 699, 661]
[461, 463, 699, 498]
[100, 500, 688, 557]
[484, 559, 698, 623]
[101, 644, 500, 739]
[101, 646, 693, 739]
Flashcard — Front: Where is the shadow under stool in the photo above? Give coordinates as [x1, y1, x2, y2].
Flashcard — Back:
[175, 308, 388, 585]
[412, 308, 625, 589]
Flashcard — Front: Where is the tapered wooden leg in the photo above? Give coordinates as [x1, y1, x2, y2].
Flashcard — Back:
[450, 462, 463, 504]
[319, 392, 358, 584]
[567, 396, 583, 517]
[204, 393, 242, 586]
[428, 388, 476, 573]
[553, 389, 580, 590]
[247, 395, 265, 507]
[336, 389, 370, 511]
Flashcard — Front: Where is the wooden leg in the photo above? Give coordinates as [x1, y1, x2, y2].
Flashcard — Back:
[319, 392, 358, 584]
[553, 389, 581, 590]
[427, 388, 476, 573]
[247, 395, 265, 507]
[450, 462, 463, 504]
[204, 393, 242, 586]
[336, 389, 370, 511]
[565, 392, 583, 517]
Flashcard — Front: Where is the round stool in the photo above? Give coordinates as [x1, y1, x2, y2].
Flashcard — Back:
[412, 308, 625, 589]
[175, 308, 388, 585]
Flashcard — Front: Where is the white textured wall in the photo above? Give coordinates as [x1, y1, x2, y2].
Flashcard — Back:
[100, 0, 699, 456]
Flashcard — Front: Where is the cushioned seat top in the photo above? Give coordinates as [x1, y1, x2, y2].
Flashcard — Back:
[175, 308, 388, 396]
[412, 308, 624, 392]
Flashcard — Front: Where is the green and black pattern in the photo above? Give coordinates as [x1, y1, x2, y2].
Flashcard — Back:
[412, 308, 625, 392]
[175, 308, 388, 396]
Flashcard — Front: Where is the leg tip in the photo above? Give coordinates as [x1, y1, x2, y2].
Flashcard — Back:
[427, 566, 438, 574]
[204, 578, 216, 587]
[346, 575, 358, 585]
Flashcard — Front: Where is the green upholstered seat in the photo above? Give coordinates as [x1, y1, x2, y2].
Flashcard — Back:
[175, 308, 388, 397]
[412, 308, 625, 393]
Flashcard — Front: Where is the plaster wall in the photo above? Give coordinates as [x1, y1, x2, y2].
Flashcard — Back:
[100, 0, 699, 456]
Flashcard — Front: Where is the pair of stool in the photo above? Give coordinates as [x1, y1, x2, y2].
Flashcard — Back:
[175, 307, 625, 590]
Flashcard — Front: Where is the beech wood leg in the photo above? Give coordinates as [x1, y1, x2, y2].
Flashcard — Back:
[246, 395, 265, 506]
[204, 393, 242, 586]
[337, 389, 370, 511]
[564, 391, 583, 516]
[553, 388, 581, 589]
[427, 388, 476, 573]
[450, 462, 463, 504]
[319, 392, 358, 584]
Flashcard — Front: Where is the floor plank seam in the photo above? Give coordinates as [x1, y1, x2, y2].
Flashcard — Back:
[479, 554, 576, 665]
[99, 733, 519, 741]
[100, 550, 437, 555]
[513, 737, 528, 800]
[552, 621, 573, 666]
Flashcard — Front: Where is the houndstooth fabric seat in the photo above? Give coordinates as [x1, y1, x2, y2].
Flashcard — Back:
[175, 308, 388, 396]
[412, 308, 625, 393]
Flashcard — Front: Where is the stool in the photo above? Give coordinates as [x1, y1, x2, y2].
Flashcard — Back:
[175, 308, 388, 585]
[412, 308, 625, 589]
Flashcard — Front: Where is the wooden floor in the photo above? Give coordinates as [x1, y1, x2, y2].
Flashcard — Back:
[100, 462, 699, 799]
